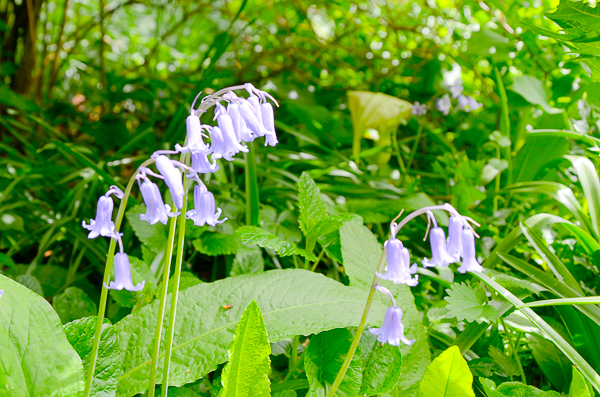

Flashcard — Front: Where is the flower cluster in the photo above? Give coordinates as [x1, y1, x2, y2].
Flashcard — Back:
[82, 83, 279, 291]
[412, 81, 482, 118]
[369, 204, 482, 346]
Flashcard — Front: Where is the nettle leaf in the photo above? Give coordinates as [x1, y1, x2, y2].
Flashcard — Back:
[418, 346, 475, 397]
[192, 232, 238, 256]
[220, 301, 271, 397]
[64, 316, 120, 397]
[230, 245, 264, 277]
[237, 226, 317, 261]
[0, 275, 84, 396]
[115, 269, 384, 396]
[359, 332, 402, 395]
[340, 222, 430, 396]
[53, 287, 97, 324]
[304, 328, 362, 397]
[444, 283, 499, 324]
[126, 205, 168, 253]
[298, 172, 328, 237]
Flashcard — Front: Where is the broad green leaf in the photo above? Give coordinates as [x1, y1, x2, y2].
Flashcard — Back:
[340, 222, 430, 396]
[126, 205, 168, 253]
[510, 76, 561, 114]
[166, 272, 202, 294]
[571, 366, 593, 397]
[192, 232, 238, 256]
[0, 274, 84, 396]
[473, 272, 600, 393]
[496, 382, 561, 396]
[417, 346, 475, 397]
[528, 333, 572, 392]
[220, 301, 271, 397]
[487, 346, 520, 377]
[272, 391, 297, 397]
[298, 172, 328, 238]
[479, 378, 504, 397]
[304, 328, 362, 397]
[53, 287, 97, 324]
[565, 155, 600, 238]
[230, 245, 264, 277]
[236, 226, 317, 261]
[547, 1, 600, 35]
[15, 274, 44, 296]
[444, 283, 499, 324]
[64, 316, 120, 397]
[512, 135, 570, 183]
[115, 269, 385, 396]
[359, 332, 402, 395]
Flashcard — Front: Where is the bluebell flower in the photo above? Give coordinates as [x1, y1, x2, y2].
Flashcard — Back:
[208, 126, 233, 161]
[422, 211, 457, 268]
[377, 238, 418, 286]
[239, 99, 269, 137]
[215, 103, 249, 157]
[191, 151, 219, 173]
[228, 101, 255, 142]
[369, 285, 414, 346]
[446, 215, 464, 262]
[186, 182, 227, 227]
[82, 195, 118, 240]
[175, 113, 211, 154]
[457, 228, 483, 274]
[154, 155, 185, 210]
[458, 95, 482, 112]
[436, 94, 451, 116]
[449, 82, 463, 98]
[105, 253, 145, 292]
[412, 102, 427, 116]
[139, 177, 179, 225]
[260, 101, 278, 147]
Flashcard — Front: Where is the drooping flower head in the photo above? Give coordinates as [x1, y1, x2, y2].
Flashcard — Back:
[175, 113, 211, 155]
[369, 285, 415, 346]
[154, 155, 185, 210]
[457, 228, 483, 274]
[412, 102, 427, 116]
[138, 176, 179, 225]
[104, 253, 144, 292]
[227, 100, 254, 142]
[215, 103, 249, 157]
[186, 181, 227, 227]
[82, 186, 123, 240]
[191, 151, 219, 174]
[208, 126, 232, 161]
[422, 211, 458, 268]
[436, 94, 451, 116]
[446, 214, 464, 262]
[376, 225, 418, 286]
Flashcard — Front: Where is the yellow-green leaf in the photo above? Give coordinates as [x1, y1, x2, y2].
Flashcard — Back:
[417, 346, 475, 397]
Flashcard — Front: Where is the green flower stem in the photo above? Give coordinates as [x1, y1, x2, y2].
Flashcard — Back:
[245, 141, 260, 226]
[161, 155, 190, 396]
[147, 211, 178, 397]
[84, 159, 154, 397]
[326, 249, 386, 397]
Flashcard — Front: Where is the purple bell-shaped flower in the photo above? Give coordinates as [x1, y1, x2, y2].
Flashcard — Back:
[154, 155, 185, 210]
[215, 103, 248, 157]
[175, 113, 211, 154]
[446, 215, 464, 262]
[83, 195, 117, 239]
[191, 151, 219, 173]
[369, 285, 415, 346]
[139, 178, 179, 225]
[422, 211, 457, 268]
[457, 228, 483, 274]
[104, 253, 145, 292]
[228, 102, 254, 142]
[239, 99, 269, 137]
[186, 182, 227, 227]
[377, 238, 418, 287]
[436, 94, 451, 116]
[209, 126, 233, 161]
[260, 102, 278, 147]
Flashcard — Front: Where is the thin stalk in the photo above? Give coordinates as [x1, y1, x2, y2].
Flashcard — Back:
[147, 216, 178, 396]
[161, 174, 189, 395]
[289, 335, 299, 374]
[310, 248, 326, 272]
[405, 117, 426, 173]
[245, 141, 260, 226]
[84, 159, 153, 397]
[514, 332, 527, 384]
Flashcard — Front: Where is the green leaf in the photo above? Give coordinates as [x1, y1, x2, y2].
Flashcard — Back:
[304, 328, 362, 397]
[15, 274, 44, 296]
[167, 272, 202, 294]
[193, 232, 238, 256]
[487, 346, 520, 377]
[417, 346, 475, 397]
[510, 76, 561, 114]
[547, 1, 600, 35]
[479, 378, 504, 397]
[220, 301, 271, 397]
[0, 84, 39, 111]
[126, 205, 168, 253]
[230, 245, 264, 277]
[444, 283, 499, 324]
[53, 287, 97, 324]
[340, 222, 431, 396]
[115, 269, 384, 396]
[565, 155, 600, 239]
[571, 366, 593, 397]
[64, 316, 120, 397]
[359, 333, 402, 395]
[496, 382, 561, 396]
[298, 172, 329, 237]
[528, 333, 572, 391]
[272, 391, 297, 397]
[0, 274, 84, 396]
[236, 226, 317, 261]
